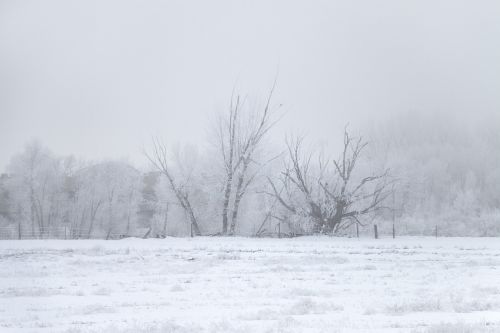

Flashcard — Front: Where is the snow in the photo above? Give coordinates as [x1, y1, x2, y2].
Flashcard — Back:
[1, 236, 500, 332]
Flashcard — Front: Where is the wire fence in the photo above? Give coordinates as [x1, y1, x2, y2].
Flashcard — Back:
[0, 226, 134, 240]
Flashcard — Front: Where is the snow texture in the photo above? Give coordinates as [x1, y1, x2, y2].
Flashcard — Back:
[1, 237, 500, 332]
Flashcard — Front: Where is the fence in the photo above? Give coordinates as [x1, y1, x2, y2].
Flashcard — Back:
[0, 226, 134, 240]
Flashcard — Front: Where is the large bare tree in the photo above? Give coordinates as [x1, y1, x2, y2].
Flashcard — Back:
[268, 128, 392, 234]
[217, 83, 279, 235]
[144, 138, 201, 236]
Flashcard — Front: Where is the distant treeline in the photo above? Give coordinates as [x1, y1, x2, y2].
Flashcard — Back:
[1, 99, 499, 239]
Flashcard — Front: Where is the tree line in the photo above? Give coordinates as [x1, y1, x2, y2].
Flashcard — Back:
[1, 89, 499, 239]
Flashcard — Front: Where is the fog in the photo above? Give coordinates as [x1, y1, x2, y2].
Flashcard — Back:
[2, 4, 500, 330]
[1, 0, 499, 171]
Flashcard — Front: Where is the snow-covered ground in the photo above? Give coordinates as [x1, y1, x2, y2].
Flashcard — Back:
[1, 237, 500, 332]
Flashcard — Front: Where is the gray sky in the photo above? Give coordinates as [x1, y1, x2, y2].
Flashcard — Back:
[1, 0, 499, 171]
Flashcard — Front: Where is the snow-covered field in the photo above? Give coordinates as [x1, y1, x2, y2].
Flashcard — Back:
[1, 237, 500, 333]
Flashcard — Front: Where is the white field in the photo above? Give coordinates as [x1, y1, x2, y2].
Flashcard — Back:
[1, 237, 500, 333]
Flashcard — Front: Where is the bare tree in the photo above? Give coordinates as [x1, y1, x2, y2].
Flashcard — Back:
[144, 138, 201, 236]
[218, 93, 240, 235]
[216, 83, 280, 235]
[65, 161, 140, 239]
[7, 141, 65, 238]
[268, 128, 392, 234]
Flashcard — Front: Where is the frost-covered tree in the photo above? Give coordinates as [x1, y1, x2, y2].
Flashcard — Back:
[145, 138, 202, 236]
[0, 174, 11, 222]
[72, 161, 141, 239]
[367, 112, 500, 236]
[3, 141, 143, 239]
[268, 129, 392, 234]
[5, 141, 66, 238]
[215, 84, 280, 235]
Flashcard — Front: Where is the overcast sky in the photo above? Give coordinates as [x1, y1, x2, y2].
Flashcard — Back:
[1, 0, 499, 171]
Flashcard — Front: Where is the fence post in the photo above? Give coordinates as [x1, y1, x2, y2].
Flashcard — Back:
[435, 225, 438, 238]
[374, 224, 378, 239]
[356, 223, 359, 238]
[278, 222, 281, 239]
[392, 187, 396, 239]
[190, 223, 193, 238]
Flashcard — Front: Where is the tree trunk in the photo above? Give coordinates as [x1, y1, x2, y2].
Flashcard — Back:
[162, 204, 169, 237]
[229, 193, 242, 235]
[184, 197, 201, 236]
[187, 209, 201, 236]
[78, 209, 86, 239]
[125, 213, 131, 236]
[29, 184, 36, 238]
[87, 203, 100, 239]
[229, 172, 246, 235]
[221, 173, 233, 234]
[329, 201, 345, 234]
[17, 214, 22, 240]
[87, 215, 95, 239]
[229, 158, 252, 235]
[106, 227, 112, 240]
